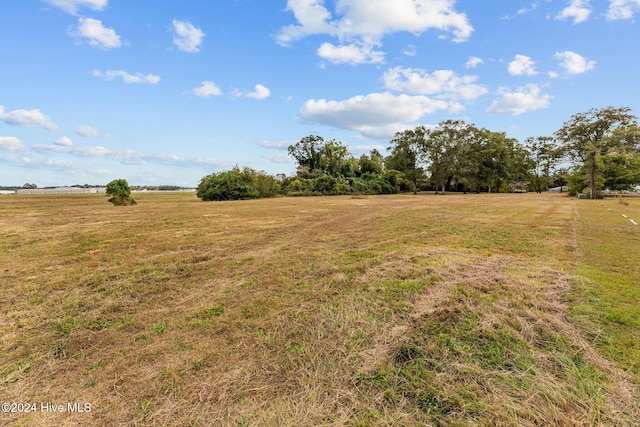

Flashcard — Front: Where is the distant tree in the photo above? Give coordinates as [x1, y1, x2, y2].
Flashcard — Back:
[424, 120, 476, 194]
[106, 179, 136, 206]
[288, 135, 354, 179]
[288, 135, 325, 173]
[387, 127, 427, 194]
[358, 149, 384, 175]
[22, 183, 37, 189]
[601, 149, 640, 190]
[319, 139, 350, 177]
[482, 130, 521, 193]
[197, 167, 280, 201]
[524, 137, 559, 193]
[552, 167, 571, 192]
[555, 106, 637, 199]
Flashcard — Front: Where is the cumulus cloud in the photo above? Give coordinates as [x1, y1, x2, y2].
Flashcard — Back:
[486, 84, 552, 116]
[76, 125, 109, 137]
[0, 105, 59, 131]
[172, 19, 205, 53]
[508, 54, 537, 76]
[92, 70, 161, 84]
[383, 67, 488, 101]
[235, 84, 271, 100]
[74, 17, 121, 49]
[0, 136, 24, 152]
[276, 0, 339, 45]
[607, 0, 640, 20]
[191, 81, 222, 97]
[276, 0, 473, 63]
[317, 42, 384, 65]
[556, 0, 591, 24]
[466, 56, 484, 69]
[555, 51, 596, 74]
[300, 92, 453, 139]
[42, 0, 107, 15]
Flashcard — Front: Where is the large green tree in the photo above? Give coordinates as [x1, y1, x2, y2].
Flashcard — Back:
[423, 120, 473, 194]
[555, 106, 637, 199]
[386, 127, 427, 194]
[287, 135, 325, 173]
[197, 167, 280, 201]
[318, 139, 350, 177]
[524, 136, 560, 193]
[475, 129, 521, 193]
[288, 135, 352, 178]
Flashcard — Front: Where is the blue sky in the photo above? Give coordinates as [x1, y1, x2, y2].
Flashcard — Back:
[1, 0, 639, 187]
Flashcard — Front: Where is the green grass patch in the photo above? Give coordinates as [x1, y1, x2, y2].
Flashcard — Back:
[569, 202, 640, 380]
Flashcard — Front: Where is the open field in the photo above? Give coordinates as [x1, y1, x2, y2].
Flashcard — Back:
[1, 192, 639, 426]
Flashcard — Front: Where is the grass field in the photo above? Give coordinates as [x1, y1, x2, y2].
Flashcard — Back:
[1, 192, 639, 426]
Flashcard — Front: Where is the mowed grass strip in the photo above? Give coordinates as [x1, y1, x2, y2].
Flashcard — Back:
[0, 192, 638, 426]
[569, 198, 640, 381]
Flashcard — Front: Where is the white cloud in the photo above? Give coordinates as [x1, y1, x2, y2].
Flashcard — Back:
[275, 0, 337, 45]
[191, 81, 222, 97]
[555, 51, 596, 74]
[1, 140, 226, 174]
[74, 17, 121, 49]
[257, 140, 292, 150]
[54, 136, 73, 147]
[466, 56, 484, 69]
[556, 0, 591, 24]
[276, 0, 473, 62]
[172, 20, 205, 53]
[114, 149, 225, 168]
[0, 105, 59, 131]
[33, 137, 111, 157]
[508, 54, 537, 76]
[92, 70, 161, 84]
[317, 42, 385, 65]
[339, 0, 473, 42]
[486, 84, 552, 116]
[0, 136, 24, 152]
[300, 92, 453, 139]
[76, 125, 108, 137]
[42, 0, 107, 15]
[383, 67, 488, 101]
[607, 0, 640, 20]
[403, 44, 417, 57]
[235, 84, 271, 100]
[517, 2, 541, 16]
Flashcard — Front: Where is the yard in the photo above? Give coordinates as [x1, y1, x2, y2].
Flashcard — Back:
[1, 192, 638, 425]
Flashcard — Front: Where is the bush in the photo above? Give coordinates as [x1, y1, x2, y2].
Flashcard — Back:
[106, 179, 136, 206]
[197, 167, 280, 201]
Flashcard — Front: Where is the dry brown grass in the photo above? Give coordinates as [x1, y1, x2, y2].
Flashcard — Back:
[1, 192, 638, 426]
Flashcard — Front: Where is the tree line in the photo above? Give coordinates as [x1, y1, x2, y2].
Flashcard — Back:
[197, 106, 640, 201]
